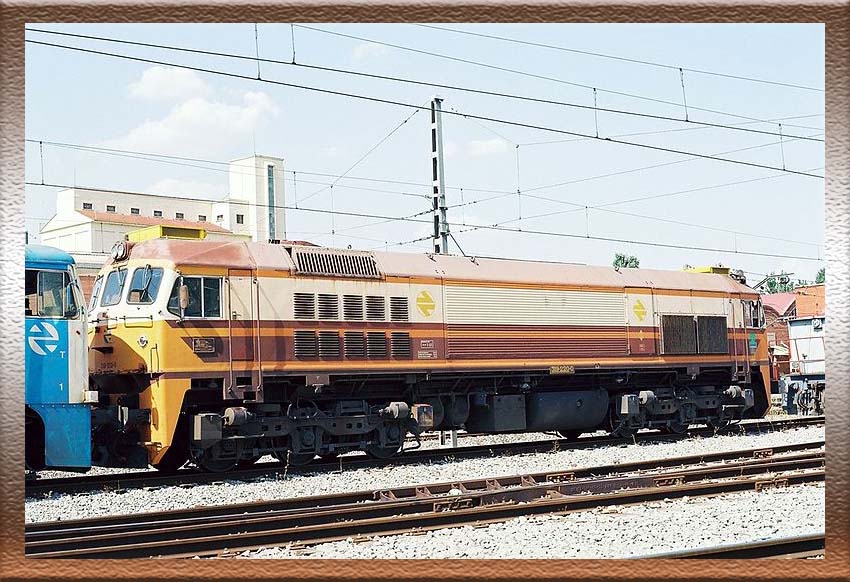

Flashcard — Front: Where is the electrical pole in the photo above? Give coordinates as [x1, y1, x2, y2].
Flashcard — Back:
[431, 96, 449, 255]
[430, 96, 457, 448]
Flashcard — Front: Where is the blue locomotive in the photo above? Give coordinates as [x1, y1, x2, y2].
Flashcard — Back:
[25, 244, 92, 470]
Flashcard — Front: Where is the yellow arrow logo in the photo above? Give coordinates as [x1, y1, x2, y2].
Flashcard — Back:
[633, 299, 647, 322]
[416, 290, 436, 317]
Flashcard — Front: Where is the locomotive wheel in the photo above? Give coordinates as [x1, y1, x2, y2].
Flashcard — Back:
[273, 450, 315, 466]
[557, 430, 584, 441]
[366, 442, 402, 459]
[192, 441, 241, 473]
[666, 421, 689, 435]
[708, 418, 730, 430]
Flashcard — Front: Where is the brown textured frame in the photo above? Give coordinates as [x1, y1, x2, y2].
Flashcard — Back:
[0, 3, 846, 580]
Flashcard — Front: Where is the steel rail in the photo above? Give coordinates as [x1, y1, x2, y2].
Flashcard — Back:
[24, 416, 824, 498]
[640, 533, 825, 559]
[25, 445, 824, 558]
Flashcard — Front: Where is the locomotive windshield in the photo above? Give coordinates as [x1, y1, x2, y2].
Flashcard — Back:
[25, 268, 80, 319]
[127, 266, 164, 304]
[100, 268, 127, 306]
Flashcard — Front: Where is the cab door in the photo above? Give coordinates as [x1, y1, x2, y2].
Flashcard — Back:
[228, 269, 261, 399]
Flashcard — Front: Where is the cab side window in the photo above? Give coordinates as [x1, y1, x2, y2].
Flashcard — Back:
[167, 276, 221, 317]
[24, 269, 79, 318]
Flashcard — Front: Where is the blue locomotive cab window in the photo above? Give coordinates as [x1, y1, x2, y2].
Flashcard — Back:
[100, 268, 127, 306]
[127, 266, 163, 304]
[25, 269, 80, 319]
[168, 276, 221, 317]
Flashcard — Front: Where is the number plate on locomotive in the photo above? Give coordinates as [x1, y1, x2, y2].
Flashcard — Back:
[549, 365, 575, 375]
[192, 337, 217, 353]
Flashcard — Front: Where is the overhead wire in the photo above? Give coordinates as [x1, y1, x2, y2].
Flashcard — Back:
[24, 38, 825, 180]
[415, 24, 824, 93]
[22, 27, 824, 143]
[25, 179, 822, 262]
[293, 24, 824, 130]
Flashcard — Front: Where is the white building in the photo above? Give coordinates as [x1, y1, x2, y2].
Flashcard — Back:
[39, 154, 286, 275]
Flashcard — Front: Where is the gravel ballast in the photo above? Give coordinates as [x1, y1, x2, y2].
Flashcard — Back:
[25, 424, 823, 524]
[242, 482, 824, 559]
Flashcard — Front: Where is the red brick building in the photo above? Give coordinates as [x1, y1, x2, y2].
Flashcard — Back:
[761, 292, 796, 384]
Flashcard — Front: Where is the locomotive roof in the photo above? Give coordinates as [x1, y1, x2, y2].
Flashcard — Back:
[25, 244, 75, 269]
[124, 239, 756, 295]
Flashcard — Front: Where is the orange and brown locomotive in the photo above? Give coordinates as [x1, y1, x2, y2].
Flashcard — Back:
[86, 239, 770, 472]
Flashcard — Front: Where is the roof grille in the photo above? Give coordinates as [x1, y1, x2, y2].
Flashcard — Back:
[290, 246, 382, 279]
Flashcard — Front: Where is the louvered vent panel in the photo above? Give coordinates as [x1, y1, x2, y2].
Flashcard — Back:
[318, 331, 341, 358]
[366, 296, 386, 321]
[390, 332, 411, 358]
[697, 316, 728, 354]
[344, 332, 366, 358]
[662, 315, 697, 354]
[343, 295, 364, 321]
[294, 331, 318, 358]
[293, 293, 316, 320]
[367, 332, 388, 358]
[317, 294, 339, 320]
[290, 246, 382, 279]
[390, 296, 409, 322]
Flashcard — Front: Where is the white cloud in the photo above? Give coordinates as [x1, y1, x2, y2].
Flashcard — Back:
[146, 178, 225, 199]
[467, 138, 509, 157]
[102, 91, 279, 157]
[129, 66, 211, 102]
[352, 42, 389, 60]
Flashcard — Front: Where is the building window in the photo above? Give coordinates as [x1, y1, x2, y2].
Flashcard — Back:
[198, 214, 207, 222]
[175, 212, 184, 220]
[82, 202, 93, 210]
[236, 214, 244, 225]
[153, 210, 163, 218]
[216, 214, 224, 222]
[106, 205, 116, 213]
[267, 165, 276, 239]
[130, 208, 140, 215]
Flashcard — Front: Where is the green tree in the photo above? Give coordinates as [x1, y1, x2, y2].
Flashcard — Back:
[816, 268, 825, 284]
[762, 271, 796, 294]
[613, 253, 640, 269]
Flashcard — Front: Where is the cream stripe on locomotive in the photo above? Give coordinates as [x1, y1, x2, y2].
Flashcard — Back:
[443, 284, 626, 327]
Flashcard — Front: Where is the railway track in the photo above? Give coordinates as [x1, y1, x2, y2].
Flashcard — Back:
[25, 439, 825, 559]
[643, 533, 825, 559]
[25, 416, 824, 498]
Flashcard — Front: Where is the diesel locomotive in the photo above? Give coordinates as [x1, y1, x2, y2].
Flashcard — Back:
[86, 239, 770, 472]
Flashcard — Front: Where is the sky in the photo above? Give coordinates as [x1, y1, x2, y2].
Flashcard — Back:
[24, 23, 825, 283]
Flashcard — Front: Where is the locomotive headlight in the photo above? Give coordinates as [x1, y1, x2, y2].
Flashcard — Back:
[138, 335, 148, 348]
[111, 241, 129, 261]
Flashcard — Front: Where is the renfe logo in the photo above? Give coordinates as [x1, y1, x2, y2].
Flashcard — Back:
[28, 322, 59, 356]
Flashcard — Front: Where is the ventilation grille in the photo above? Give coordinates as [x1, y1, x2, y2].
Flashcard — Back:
[391, 332, 411, 358]
[291, 246, 382, 279]
[366, 296, 386, 321]
[662, 315, 696, 355]
[318, 331, 340, 357]
[293, 293, 316, 320]
[697, 316, 728, 354]
[390, 296, 409, 322]
[367, 332, 388, 358]
[294, 330, 318, 358]
[344, 331, 366, 358]
[344, 295, 364, 321]
[318, 294, 339, 320]
[661, 314, 729, 355]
